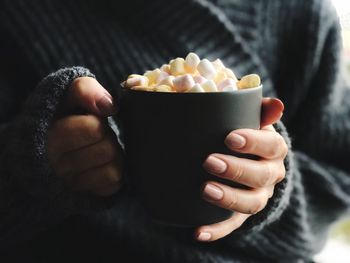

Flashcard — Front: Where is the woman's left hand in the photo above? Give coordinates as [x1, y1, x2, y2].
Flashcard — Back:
[195, 98, 288, 242]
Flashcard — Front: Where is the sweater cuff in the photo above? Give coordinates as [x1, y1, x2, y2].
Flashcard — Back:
[234, 121, 295, 234]
[4, 67, 117, 215]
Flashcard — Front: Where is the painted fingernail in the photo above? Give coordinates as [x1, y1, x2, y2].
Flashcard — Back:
[279, 112, 284, 119]
[225, 133, 246, 149]
[203, 183, 224, 201]
[197, 232, 211, 241]
[275, 98, 285, 111]
[96, 95, 117, 116]
[203, 156, 227, 174]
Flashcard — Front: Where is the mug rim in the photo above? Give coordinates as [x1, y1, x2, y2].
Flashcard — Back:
[120, 85, 263, 96]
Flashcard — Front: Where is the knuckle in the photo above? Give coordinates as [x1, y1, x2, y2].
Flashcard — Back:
[98, 139, 118, 163]
[258, 162, 274, 187]
[249, 198, 266, 214]
[103, 163, 122, 185]
[72, 77, 92, 94]
[71, 78, 86, 96]
[229, 160, 244, 182]
[267, 187, 275, 198]
[244, 132, 258, 153]
[280, 138, 289, 158]
[276, 164, 286, 183]
[266, 134, 282, 158]
[226, 192, 239, 211]
[81, 115, 106, 142]
[271, 133, 288, 159]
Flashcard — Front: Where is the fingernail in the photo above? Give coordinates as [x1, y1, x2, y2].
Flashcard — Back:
[203, 156, 227, 174]
[197, 232, 211, 241]
[104, 91, 113, 100]
[276, 98, 285, 111]
[279, 112, 284, 119]
[203, 183, 224, 201]
[225, 133, 246, 149]
[96, 95, 117, 116]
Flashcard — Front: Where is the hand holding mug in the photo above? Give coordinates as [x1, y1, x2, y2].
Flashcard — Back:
[196, 98, 287, 241]
[47, 77, 124, 196]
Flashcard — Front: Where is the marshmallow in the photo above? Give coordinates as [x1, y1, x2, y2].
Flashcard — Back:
[127, 74, 143, 79]
[212, 59, 225, 71]
[193, 75, 207, 85]
[185, 52, 200, 73]
[160, 64, 171, 74]
[238, 74, 261, 89]
[197, 59, 217, 80]
[170, 58, 186, 76]
[223, 68, 238, 80]
[218, 79, 238, 91]
[144, 69, 162, 85]
[158, 76, 174, 87]
[154, 85, 173, 92]
[186, 84, 205, 93]
[123, 52, 261, 93]
[173, 74, 195, 92]
[156, 71, 169, 83]
[126, 76, 149, 87]
[201, 80, 217, 92]
[214, 71, 227, 84]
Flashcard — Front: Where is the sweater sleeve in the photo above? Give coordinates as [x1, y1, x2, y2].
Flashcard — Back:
[0, 67, 118, 247]
[218, 0, 350, 260]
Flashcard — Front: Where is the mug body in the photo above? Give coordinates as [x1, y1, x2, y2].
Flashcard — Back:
[117, 86, 262, 227]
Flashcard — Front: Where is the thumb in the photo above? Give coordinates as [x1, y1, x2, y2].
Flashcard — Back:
[62, 77, 117, 117]
[260, 98, 284, 127]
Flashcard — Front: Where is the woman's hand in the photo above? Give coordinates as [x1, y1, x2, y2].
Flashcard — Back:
[195, 98, 287, 242]
[47, 77, 124, 197]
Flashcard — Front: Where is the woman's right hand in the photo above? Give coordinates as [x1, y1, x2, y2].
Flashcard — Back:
[47, 77, 124, 197]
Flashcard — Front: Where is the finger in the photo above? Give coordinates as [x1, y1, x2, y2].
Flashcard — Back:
[203, 154, 285, 188]
[55, 131, 122, 176]
[48, 114, 108, 155]
[224, 128, 288, 159]
[261, 98, 284, 127]
[61, 77, 117, 117]
[71, 159, 123, 197]
[195, 212, 251, 242]
[201, 181, 270, 214]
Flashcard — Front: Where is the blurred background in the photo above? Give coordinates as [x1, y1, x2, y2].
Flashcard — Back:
[314, 1, 350, 262]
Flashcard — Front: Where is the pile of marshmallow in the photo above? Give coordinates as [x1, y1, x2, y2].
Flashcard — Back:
[122, 52, 261, 93]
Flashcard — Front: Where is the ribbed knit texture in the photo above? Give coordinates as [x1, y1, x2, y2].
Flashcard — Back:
[0, 0, 349, 262]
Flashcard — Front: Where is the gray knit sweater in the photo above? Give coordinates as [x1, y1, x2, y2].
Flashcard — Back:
[0, 0, 349, 262]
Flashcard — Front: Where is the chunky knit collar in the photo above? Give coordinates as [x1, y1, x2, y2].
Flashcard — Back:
[1, 0, 275, 97]
[136, 0, 275, 97]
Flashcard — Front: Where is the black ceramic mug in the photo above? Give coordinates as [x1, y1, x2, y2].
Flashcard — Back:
[117, 85, 262, 227]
